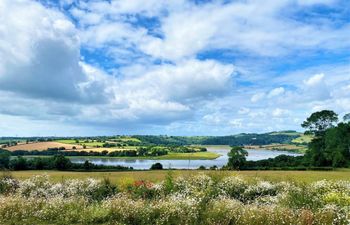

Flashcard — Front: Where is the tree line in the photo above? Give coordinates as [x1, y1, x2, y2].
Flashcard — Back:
[0, 154, 132, 171]
[227, 110, 350, 169]
[132, 133, 297, 146]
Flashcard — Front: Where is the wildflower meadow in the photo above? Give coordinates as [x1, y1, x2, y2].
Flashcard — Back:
[0, 173, 349, 225]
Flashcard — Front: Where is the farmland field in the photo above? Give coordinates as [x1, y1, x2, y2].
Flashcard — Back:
[69, 146, 139, 153]
[291, 134, 313, 144]
[244, 143, 307, 153]
[4, 141, 83, 151]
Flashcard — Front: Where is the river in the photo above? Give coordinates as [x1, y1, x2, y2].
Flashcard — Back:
[70, 146, 302, 170]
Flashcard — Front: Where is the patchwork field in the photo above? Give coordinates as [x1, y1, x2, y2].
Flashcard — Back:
[4, 141, 83, 151]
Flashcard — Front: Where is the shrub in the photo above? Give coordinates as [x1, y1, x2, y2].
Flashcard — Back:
[150, 163, 163, 170]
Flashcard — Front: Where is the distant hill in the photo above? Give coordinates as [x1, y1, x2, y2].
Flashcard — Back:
[132, 131, 303, 146]
[0, 131, 309, 147]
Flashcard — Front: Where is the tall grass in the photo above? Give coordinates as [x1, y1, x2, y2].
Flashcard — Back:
[0, 173, 349, 225]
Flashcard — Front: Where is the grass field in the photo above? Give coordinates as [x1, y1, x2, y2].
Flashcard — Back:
[56, 137, 141, 147]
[8, 169, 350, 185]
[69, 146, 139, 153]
[244, 143, 307, 153]
[109, 137, 141, 142]
[292, 134, 313, 144]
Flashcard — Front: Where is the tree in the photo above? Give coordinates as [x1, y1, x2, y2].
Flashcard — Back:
[302, 110, 350, 167]
[343, 113, 350, 122]
[83, 160, 93, 171]
[324, 122, 350, 167]
[301, 110, 338, 136]
[53, 155, 72, 170]
[0, 152, 10, 169]
[9, 156, 27, 170]
[227, 146, 248, 170]
[150, 162, 163, 170]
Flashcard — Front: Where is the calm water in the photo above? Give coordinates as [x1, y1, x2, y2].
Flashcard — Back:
[70, 146, 302, 170]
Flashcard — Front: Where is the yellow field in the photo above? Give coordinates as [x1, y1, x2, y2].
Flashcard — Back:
[292, 134, 313, 144]
[8, 169, 350, 185]
[69, 146, 138, 153]
[4, 141, 83, 151]
[244, 144, 307, 152]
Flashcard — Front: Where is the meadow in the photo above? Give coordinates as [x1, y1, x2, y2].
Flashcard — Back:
[9, 169, 350, 184]
[0, 172, 349, 225]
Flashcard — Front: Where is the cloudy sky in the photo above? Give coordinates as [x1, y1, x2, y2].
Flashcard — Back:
[0, 0, 349, 136]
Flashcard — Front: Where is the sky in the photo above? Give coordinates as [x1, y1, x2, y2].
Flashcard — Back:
[0, 0, 349, 137]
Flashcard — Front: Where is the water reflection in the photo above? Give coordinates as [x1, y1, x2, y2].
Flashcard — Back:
[70, 146, 302, 170]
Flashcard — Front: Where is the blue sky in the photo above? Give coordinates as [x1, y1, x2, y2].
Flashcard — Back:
[0, 0, 349, 136]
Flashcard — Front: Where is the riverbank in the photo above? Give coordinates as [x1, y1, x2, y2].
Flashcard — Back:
[20, 151, 220, 160]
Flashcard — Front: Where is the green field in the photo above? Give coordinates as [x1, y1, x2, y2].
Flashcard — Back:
[56, 137, 141, 147]
[56, 139, 110, 147]
[244, 143, 307, 153]
[8, 169, 350, 185]
[292, 134, 313, 144]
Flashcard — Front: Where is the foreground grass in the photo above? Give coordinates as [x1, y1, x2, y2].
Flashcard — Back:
[1, 173, 349, 225]
[9, 169, 350, 185]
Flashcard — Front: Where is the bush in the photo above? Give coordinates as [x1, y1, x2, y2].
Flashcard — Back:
[150, 163, 163, 170]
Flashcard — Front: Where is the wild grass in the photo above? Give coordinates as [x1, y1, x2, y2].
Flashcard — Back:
[0, 173, 349, 225]
[9, 169, 350, 185]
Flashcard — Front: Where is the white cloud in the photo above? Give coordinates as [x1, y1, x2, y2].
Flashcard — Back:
[119, 59, 234, 102]
[303, 73, 325, 86]
[0, 0, 110, 103]
[238, 107, 250, 115]
[0, 0, 350, 135]
[229, 119, 243, 128]
[268, 87, 285, 98]
[251, 93, 266, 103]
[296, 0, 336, 6]
[272, 108, 289, 117]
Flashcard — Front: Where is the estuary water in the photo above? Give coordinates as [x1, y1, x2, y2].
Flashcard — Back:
[70, 146, 302, 170]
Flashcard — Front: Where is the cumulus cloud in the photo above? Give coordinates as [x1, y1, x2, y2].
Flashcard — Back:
[303, 73, 325, 86]
[272, 108, 290, 117]
[302, 73, 330, 101]
[251, 93, 266, 103]
[0, 0, 110, 103]
[0, 0, 350, 136]
[119, 59, 234, 102]
[267, 87, 285, 98]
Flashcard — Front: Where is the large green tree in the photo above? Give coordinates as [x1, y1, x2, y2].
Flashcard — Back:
[302, 110, 350, 167]
[227, 146, 248, 170]
[301, 110, 338, 136]
[324, 122, 350, 167]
